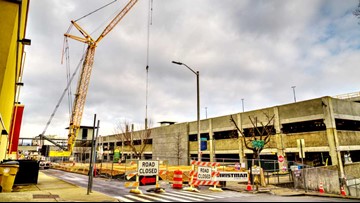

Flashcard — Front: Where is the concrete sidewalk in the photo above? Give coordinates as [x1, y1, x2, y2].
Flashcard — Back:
[223, 181, 360, 200]
[0, 171, 119, 202]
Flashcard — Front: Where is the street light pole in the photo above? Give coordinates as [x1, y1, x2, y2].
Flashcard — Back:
[291, 86, 296, 102]
[241, 98, 244, 112]
[172, 61, 201, 162]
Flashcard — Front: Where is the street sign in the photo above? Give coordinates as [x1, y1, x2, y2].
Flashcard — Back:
[216, 172, 248, 182]
[297, 139, 305, 158]
[251, 166, 261, 175]
[139, 175, 157, 186]
[197, 166, 212, 180]
[138, 160, 159, 176]
[278, 155, 284, 163]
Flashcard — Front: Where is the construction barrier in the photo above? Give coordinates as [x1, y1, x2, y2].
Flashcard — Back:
[173, 170, 183, 189]
[124, 181, 139, 187]
[184, 160, 222, 192]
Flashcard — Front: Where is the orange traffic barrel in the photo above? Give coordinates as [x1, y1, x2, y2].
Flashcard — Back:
[173, 170, 183, 189]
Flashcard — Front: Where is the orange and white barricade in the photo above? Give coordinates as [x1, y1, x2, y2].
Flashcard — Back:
[173, 170, 183, 189]
[184, 160, 222, 192]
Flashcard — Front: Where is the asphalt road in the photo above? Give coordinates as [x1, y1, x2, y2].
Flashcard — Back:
[41, 169, 359, 202]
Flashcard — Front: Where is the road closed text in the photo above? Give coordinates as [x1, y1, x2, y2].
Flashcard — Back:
[138, 160, 159, 176]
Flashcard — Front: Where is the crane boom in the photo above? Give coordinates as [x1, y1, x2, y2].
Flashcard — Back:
[52, 0, 139, 156]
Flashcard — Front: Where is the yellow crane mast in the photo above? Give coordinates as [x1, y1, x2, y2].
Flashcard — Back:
[49, 0, 138, 157]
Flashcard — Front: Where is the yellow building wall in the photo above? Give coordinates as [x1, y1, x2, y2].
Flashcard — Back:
[0, 0, 29, 161]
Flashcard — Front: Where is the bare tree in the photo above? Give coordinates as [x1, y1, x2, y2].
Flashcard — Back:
[114, 120, 152, 159]
[230, 112, 275, 190]
[229, 113, 275, 164]
[174, 133, 185, 165]
[77, 146, 91, 163]
[354, 0, 360, 23]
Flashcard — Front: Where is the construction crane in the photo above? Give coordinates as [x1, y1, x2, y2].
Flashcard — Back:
[44, 0, 139, 157]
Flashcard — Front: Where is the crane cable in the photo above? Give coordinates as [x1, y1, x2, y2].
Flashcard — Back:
[40, 53, 86, 137]
[74, 0, 118, 22]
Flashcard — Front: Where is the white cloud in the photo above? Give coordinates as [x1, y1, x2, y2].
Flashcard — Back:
[20, 0, 360, 138]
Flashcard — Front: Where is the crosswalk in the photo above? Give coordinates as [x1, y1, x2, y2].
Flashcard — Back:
[114, 190, 253, 202]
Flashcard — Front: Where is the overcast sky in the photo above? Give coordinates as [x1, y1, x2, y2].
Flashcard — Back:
[20, 0, 360, 138]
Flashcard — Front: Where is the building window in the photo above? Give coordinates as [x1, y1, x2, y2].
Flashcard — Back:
[188, 133, 209, 141]
[82, 129, 88, 140]
[281, 120, 325, 134]
[336, 119, 360, 131]
[213, 130, 238, 140]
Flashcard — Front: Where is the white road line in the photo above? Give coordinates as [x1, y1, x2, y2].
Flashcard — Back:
[170, 191, 215, 200]
[125, 194, 152, 202]
[148, 193, 188, 202]
[139, 194, 171, 202]
[114, 195, 134, 202]
[181, 190, 225, 198]
[162, 192, 204, 201]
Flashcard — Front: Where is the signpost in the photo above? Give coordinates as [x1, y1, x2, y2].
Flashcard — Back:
[296, 139, 306, 192]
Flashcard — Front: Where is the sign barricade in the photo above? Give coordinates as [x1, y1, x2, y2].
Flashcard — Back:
[184, 160, 222, 192]
[124, 160, 166, 194]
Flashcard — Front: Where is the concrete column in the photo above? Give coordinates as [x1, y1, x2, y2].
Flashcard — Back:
[106, 142, 110, 161]
[274, 106, 286, 170]
[322, 97, 344, 178]
[236, 113, 246, 165]
[209, 119, 214, 162]
[131, 124, 134, 159]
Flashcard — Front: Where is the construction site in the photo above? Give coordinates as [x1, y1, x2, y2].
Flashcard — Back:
[2, 0, 360, 200]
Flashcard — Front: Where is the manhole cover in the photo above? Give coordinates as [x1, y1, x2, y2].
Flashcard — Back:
[33, 194, 60, 199]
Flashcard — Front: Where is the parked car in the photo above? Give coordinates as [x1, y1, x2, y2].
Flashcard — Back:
[39, 160, 51, 169]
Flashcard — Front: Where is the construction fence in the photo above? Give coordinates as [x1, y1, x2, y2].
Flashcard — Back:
[48, 156, 360, 197]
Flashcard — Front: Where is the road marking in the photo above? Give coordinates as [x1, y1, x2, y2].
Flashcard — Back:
[181, 190, 225, 198]
[147, 193, 189, 202]
[125, 194, 152, 202]
[170, 191, 215, 200]
[114, 195, 134, 202]
[139, 194, 171, 202]
[162, 192, 204, 201]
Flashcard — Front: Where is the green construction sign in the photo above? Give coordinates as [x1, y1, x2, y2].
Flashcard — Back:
[113, 149, 120, 163]
[252, 140, 264, 149]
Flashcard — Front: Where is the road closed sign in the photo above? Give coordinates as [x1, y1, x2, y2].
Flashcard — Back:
[138, 160, 159, 176]
[197, 166, 212, 180]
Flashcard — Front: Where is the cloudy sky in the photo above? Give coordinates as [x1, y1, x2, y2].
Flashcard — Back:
[20, 0, 360, 138]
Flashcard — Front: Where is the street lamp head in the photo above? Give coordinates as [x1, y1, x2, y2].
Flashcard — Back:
[172, 61, 183, 65]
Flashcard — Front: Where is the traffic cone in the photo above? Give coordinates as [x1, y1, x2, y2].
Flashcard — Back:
[319, 182, 325, 193]
[246, 179, 252, 191]
[340, 186, 346, 196]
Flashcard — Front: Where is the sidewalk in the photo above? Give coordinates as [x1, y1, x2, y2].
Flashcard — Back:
[0, 171, 119, 202]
